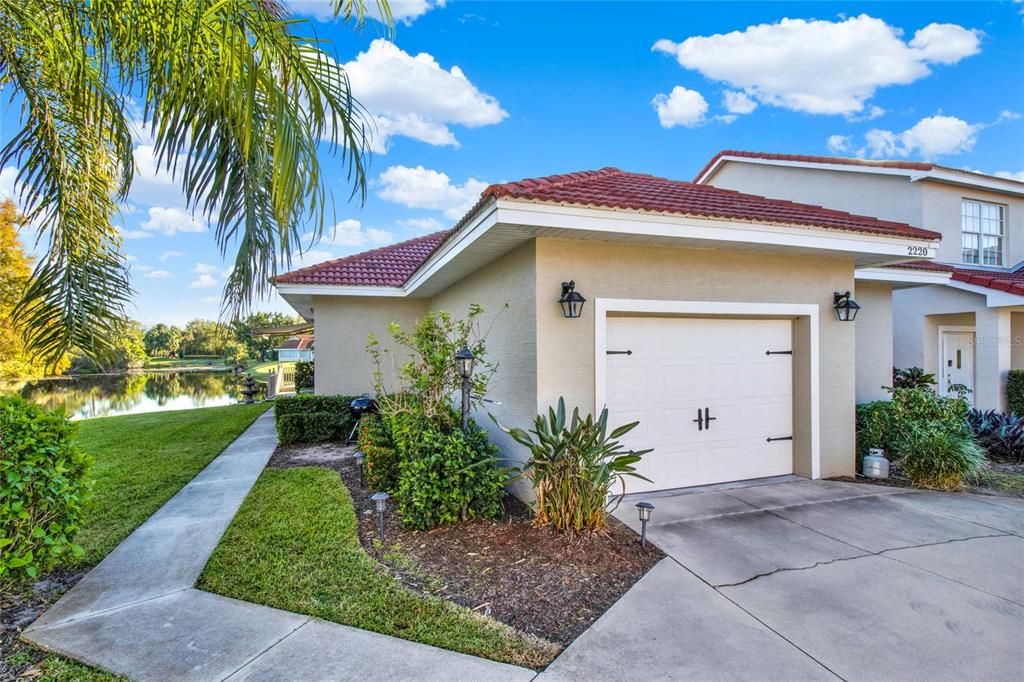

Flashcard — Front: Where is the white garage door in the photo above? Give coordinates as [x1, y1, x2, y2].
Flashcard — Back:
[606, 316, 794, 493]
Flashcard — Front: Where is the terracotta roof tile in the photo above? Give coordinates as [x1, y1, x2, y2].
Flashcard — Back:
[275, 167, 940, 289]
[277, 334, 314, 350]
[889, 261, 1024, 296]
[484, 167, 940, 240]
[274, 230, 451, 286]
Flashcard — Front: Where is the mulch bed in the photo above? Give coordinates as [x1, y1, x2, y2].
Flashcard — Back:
[268, 442, 663, 646]
[1, 567, 88, 679]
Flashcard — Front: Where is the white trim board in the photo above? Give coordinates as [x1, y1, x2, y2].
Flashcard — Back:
[945, 280, 1024, 308]
[593, 298, 821, 480]
[855, 267, 952, 286]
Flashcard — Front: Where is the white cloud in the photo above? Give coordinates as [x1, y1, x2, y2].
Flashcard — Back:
[313, 219, 394, 247]
[847, 105, 887, 122]
[826, 134, 853, 153]
[120, 228, 153, 240]
[194, 262, 222, 277]
[864, 115, 980, 158]
[399, 217, 444, 231]
[344, 39, 507, 152]
[141, 206, 206, 235]
[285, 0, 445, 25]
[159, 250, 184, 263]
[189, 273, 218, 289]
[723, 90, 757, 115]
[0, 166, 19, 202]
[995, 170, 1024, 182]
[653, 15, 981, 117]
[377, 165, 488, 219]
[144, 269, 170, 279]
[651, 86, 709, 128]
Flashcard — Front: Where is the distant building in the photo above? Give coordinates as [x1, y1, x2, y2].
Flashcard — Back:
[275, 334, 314, 362]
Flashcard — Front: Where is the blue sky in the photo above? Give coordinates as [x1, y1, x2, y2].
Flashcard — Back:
[2, 1, 1023, 326]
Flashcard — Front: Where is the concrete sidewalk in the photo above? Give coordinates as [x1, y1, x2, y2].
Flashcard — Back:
[23, 410, 533, 681]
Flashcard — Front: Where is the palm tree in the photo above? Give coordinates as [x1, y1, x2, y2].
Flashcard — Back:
[0, 0, 390, 365]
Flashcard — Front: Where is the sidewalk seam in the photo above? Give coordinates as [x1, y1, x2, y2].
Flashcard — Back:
[220, 618, 313, 681]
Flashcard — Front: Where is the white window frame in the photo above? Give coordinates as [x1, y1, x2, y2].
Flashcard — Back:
[961, 198, 1006, 266]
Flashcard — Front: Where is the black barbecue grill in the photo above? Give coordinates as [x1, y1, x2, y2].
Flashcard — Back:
[347, 394, 379, 443]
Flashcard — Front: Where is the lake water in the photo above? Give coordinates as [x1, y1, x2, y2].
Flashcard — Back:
[6, 371, 260, 420]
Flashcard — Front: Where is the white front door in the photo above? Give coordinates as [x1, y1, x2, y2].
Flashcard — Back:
[940, 330, 975, 399]
[605, 317, 794, 493]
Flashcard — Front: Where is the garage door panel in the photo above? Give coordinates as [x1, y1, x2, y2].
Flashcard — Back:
[606, 316, 794, 492]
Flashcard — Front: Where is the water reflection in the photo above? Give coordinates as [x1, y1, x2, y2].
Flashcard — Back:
[6, 371, 257, 419]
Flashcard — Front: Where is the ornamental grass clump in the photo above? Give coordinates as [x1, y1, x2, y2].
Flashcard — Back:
[0, 396, 92, 588]
[504, 397, 651, 535]
[857, 386, 984, 490]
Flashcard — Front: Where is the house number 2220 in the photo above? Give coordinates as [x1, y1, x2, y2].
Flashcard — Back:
[907, 246, 928, 256]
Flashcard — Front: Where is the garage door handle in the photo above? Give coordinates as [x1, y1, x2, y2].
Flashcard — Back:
[693, 410, 704, 431]
[767, 436, 793, 443]
[607, 350, 633, 355]
[704, 407, 717, 430]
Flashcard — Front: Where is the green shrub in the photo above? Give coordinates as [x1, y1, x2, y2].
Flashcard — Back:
[856, 387, 983, 489]
[356, 415, 399, 492]
[274, 394, 359, 444]
[392, 412, 510, 530]
[503, 397, 651, 535]
[0, 396, 93, 586]
[295, 361, 314, 391]
[1008, 370, 1024, 416]
[967, 409, 1024, 462]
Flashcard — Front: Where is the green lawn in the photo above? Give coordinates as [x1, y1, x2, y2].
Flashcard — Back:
[74, 403, 270, 563]
[973, 467, 1024, 496]
[199, 467, 558, 669]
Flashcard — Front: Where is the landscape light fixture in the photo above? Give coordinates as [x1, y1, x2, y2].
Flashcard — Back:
[455, 346, 475, 432]
[371, 492, 389, 543]
[353, 451, 366, 488]
[559, 280, 586, 319]
[832, 291, 861, 322]
[636, 501, 655, 548]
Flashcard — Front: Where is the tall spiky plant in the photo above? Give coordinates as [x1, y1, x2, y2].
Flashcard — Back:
[0, 0, 390, 366]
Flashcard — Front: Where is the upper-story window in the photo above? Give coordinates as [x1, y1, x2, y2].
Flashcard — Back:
[961, 199, 1005, 266]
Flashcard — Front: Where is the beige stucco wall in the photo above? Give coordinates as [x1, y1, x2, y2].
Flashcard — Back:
[533, 238, 858, 479]
[429, 242, 538, 482]
[312, 297, 429, 396]
[707, 164, 925, 228]
[854, 281, 894, 403]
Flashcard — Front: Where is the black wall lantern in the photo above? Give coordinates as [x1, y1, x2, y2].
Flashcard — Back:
[559, 280, 586, 319]
[455, 346, 475, 433]
[833, 291, 861, 322]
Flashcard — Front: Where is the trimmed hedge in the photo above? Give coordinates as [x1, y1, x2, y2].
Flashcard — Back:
[1008, 370, 1024, 416]
[275, 394, 360, 444]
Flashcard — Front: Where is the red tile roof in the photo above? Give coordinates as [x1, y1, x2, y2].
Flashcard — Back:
[274, 231, 451, 286]
[483, 167, 940, 240]
[891, 261, 1024, 297]
[277, 334, 314, 350]
[696, 150, 1024, 188]
[275, 167, 939, 289]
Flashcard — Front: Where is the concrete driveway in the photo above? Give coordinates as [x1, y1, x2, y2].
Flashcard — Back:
[540, 479, 1024, 681]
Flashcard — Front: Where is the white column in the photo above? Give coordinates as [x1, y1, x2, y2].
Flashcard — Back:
[975, 307, 1012, 411]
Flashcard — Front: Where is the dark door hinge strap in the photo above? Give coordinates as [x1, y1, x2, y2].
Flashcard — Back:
[766, 436, 793, 443]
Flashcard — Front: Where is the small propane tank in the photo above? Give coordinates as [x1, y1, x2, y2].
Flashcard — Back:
[862, 448, 890, 480]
